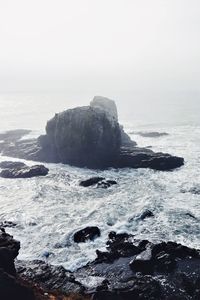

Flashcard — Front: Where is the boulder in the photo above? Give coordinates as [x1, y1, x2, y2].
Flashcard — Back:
[74, 227, 101, 243]
[0, 165, 49, 179]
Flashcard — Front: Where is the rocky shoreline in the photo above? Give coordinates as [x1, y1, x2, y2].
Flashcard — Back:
[1, 228, 200, 300]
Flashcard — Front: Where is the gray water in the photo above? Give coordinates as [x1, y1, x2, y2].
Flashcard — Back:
[0, 92, 199, 271]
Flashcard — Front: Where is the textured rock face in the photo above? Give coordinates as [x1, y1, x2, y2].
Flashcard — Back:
[42, 106, 121, 168]
[0, 228, 20, 275]
[73, 227, 101, 243]
[90, 96, 118, 122]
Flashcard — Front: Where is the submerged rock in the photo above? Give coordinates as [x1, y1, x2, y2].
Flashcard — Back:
[80, 177, 117, 188]
[79, 177, 105, 187]
[74, 227, 101, 243]
[0, 164, 49, 178]
[0, 221, 17, 228]
[139, 209, 154, 220]
[132, 131, 169, 138]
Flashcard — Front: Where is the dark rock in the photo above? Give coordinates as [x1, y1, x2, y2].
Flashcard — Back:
[0, 161, 26, 169]
[80, 177, 117, 188]
[0, 164, 49, 178]
[16, 260, 84, 295]
[97, 180, 117, 189]
[79, 177, 105, 187]
[74, 227, 101, 243]
[0, 270, 35, 300]
[91, 276, 162, 300]
[139, 209, 154, 220]
[185, 212, 196, 219]
[181, 186, 200, 195]
[0, 228, 20, 276]
[0, 221, 17, 228]
[42, 105, 121, 168]
[132, 131, 169, 138]
[120, 126, 137, 147]
[129, 248, 153, 274]
[75, 233, 200, 299]
[116, 146, 184, 170]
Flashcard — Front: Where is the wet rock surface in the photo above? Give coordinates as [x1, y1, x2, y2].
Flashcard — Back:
[1, 228, 200, 299]
[74, 227, 101, 243]
[0, 164, 49, 178]
[0, 97, 184, 171]
[79, 177, 117, 188]
[16, 260, 85, 295]
[75, 232, 200, 299]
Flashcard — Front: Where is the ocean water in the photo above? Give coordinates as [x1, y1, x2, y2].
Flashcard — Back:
[0, 92, 200, 271]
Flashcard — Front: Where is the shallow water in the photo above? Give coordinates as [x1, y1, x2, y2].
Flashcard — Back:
[0, 92, 199, 271]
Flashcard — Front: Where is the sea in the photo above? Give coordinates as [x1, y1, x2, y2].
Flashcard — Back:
[0, 91, 199, 271]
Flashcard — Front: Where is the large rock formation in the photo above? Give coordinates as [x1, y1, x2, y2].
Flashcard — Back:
[39, 105, 121, 168]
[0, 96, 184, 170]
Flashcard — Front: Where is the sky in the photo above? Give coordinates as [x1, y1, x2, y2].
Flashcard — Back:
[0, 0, 200, 97]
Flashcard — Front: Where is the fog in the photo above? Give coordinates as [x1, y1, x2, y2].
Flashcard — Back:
[0, 0, 200, 103]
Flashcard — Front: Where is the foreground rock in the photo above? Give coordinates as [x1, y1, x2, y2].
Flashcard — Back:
[75, 232, 200, 299]
[2, 226, 199, 299]
[0, 97, 184, 171]
[74, 227, 101, 243]
[0, 229, 89, 299]
[0, 164, 49, 178]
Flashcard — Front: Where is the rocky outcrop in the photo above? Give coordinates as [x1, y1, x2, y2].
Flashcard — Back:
[39, 106, 121, 168]
[2, 227, 199, 299]
[0, 164, 49, 178]
[73, 227, 101, 243]
[116, 146, 184, 171]
[0, 97, 184, 171]
[75, 232, 200, 299]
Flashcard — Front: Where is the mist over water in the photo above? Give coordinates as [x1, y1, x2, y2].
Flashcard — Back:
[0, 91, 200, 271]
[0, 91, 200, 132]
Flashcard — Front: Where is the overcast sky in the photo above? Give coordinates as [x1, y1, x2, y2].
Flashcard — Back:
[0, 0, 200, 94]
